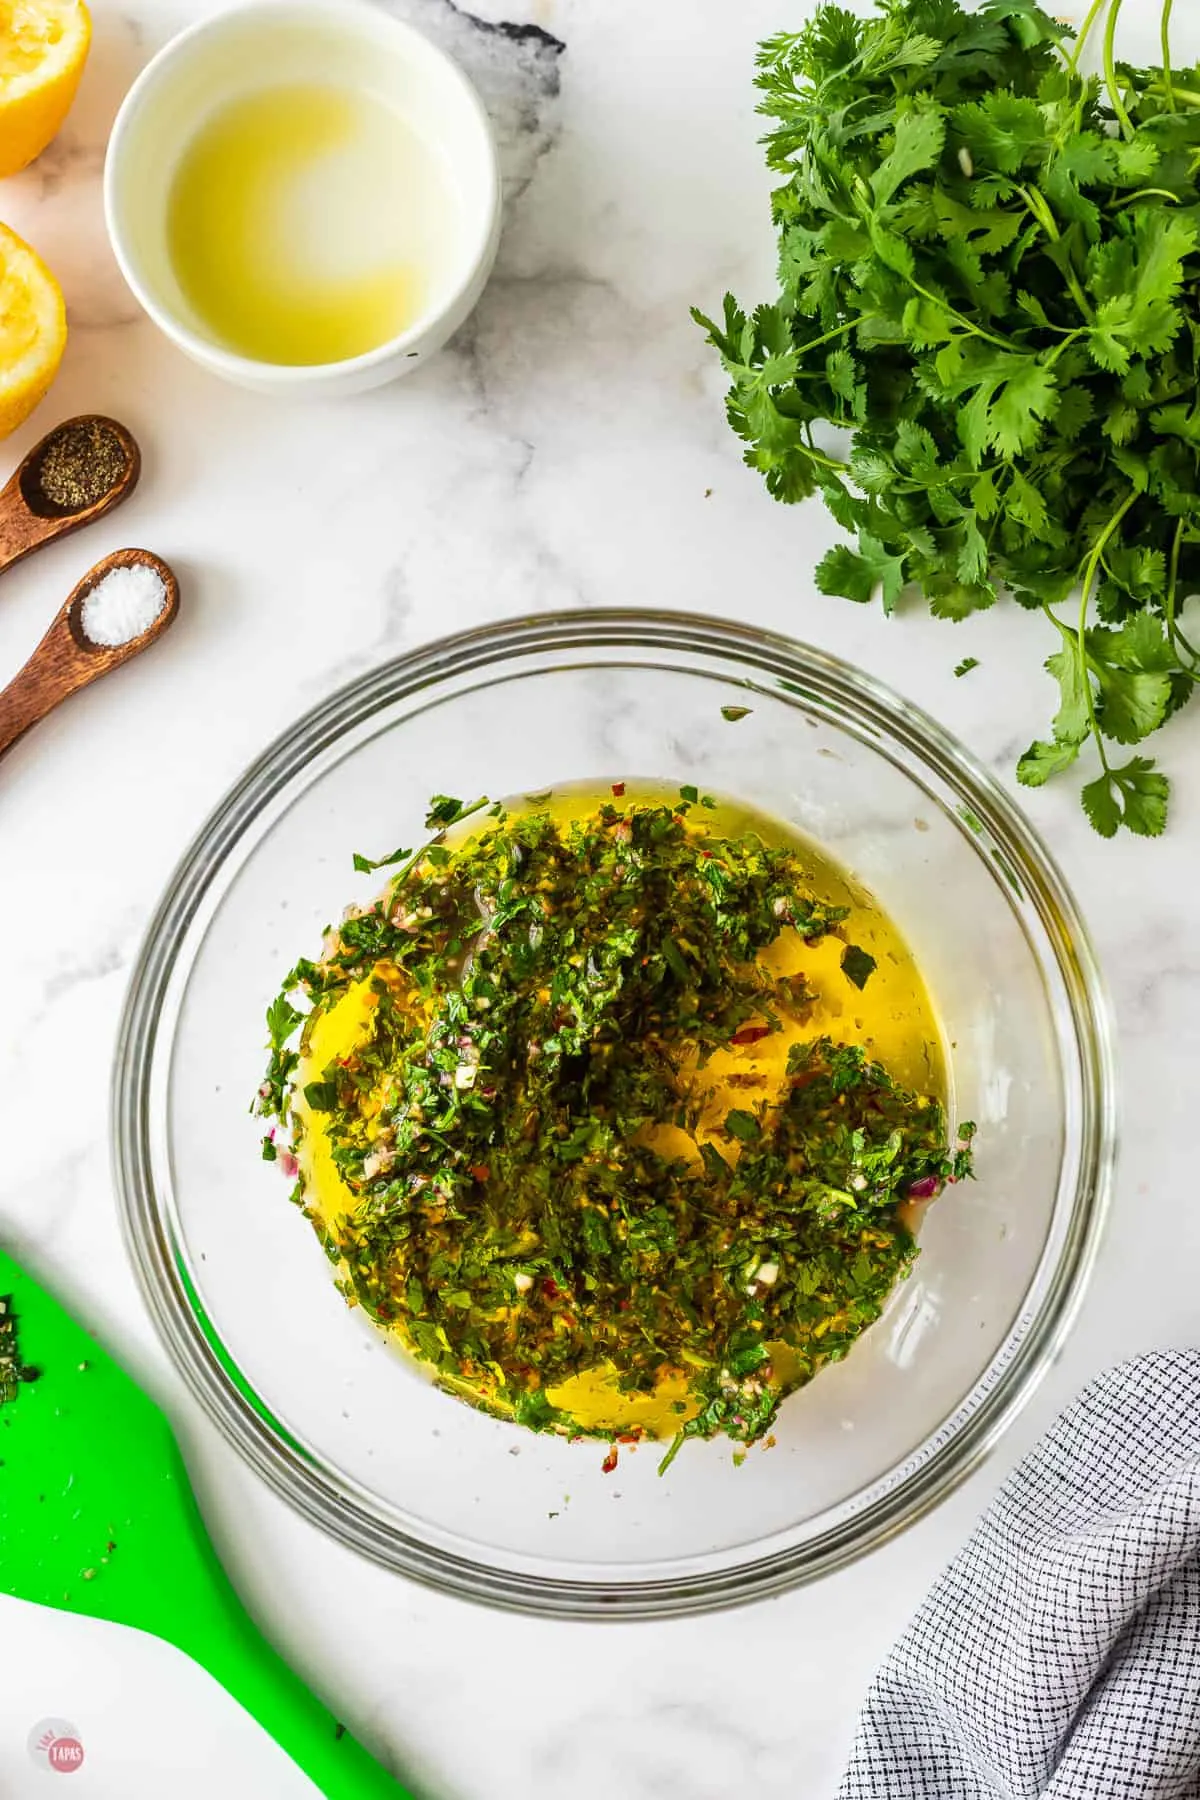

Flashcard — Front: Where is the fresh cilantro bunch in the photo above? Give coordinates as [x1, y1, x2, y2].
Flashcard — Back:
[695, 0, 1200, 838]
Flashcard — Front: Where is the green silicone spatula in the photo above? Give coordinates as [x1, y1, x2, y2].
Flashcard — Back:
[0, 1247, 408, 1797]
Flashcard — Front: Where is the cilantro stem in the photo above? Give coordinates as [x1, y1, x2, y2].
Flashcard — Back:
[1076, 490, 1139, 769]
[1016, 187, 1094, 321]
[1150, 82, 1200, 110]
[1111, 188, 1181, 209]
[801, 437, 850, 474]
[1046, 330, 1087, 365]
[1164, 516, 1200, 670]
[1066, 0, 1108, 73]
[1102, 0, 1135, 138]
[1016, 185, 1059, 241]
[904, 275, 1011, 351]
[792, 315, 874, 359]
[1161, 0, 1177, 113]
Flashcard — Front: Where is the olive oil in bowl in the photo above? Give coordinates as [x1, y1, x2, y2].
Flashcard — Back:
[167, 83, 456, 365]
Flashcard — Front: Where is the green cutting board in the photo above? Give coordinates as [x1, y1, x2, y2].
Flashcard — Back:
[0, 1248, 408, 1797]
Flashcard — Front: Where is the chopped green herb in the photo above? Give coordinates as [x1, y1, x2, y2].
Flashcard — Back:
[840, 945, 878, 991]
[721, 706, 753, 723]
[266, 995, 302, 1051]
[352, 845, 412, 874]
[724, 1108, 762, 1143]
[658, 1431, 686, 1476]
[258, 794, 971, 1456]
[0, 1297, 38, 1406]
[424, 795, 489, 832]
[954, 658, 980, 680]
[303, 1081, 339, 1113]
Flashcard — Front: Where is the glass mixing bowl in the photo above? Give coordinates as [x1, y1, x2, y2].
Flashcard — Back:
[114, 611, 1114, 1618]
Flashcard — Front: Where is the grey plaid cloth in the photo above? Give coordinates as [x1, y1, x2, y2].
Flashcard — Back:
[839, 1352, 1200, 1799]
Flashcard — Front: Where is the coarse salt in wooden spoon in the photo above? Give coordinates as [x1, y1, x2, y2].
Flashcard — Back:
[0, 547, 178, 758]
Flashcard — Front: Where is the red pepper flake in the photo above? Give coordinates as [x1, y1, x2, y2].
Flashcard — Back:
[730, 1025, 770, 1047]
[617, 1433, 640, 1445]
[542, 1277, 561, 1300]
[611, 781, 626, 797]
[468, 1163, 491, 1182]
[601, 1445, 619, 1474]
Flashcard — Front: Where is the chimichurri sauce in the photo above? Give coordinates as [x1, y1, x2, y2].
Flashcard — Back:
[257, 786, 973, 1467]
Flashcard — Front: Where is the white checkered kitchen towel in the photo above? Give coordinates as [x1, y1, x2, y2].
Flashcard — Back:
[839, 1352, 1200, 1799]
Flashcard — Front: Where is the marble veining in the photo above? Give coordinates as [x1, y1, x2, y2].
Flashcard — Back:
[379, 0, 564, 202]
[2, 1, 1200, 1796]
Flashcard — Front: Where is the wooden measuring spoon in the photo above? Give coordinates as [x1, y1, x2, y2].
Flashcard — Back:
[0, 416, 141, 580]
[0, 549, 179, 758]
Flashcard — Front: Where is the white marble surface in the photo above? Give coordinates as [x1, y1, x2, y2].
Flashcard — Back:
[1, 0, 1198, 1794]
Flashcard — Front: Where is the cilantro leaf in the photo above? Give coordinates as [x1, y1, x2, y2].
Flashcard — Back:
[1018, 736, 1082, 787]
[871, 106, 946, 207]
[927, 573, 995, 620]
[816, 536, 908, 612]
[1045, 645, 1090, 744]
[1095, 668, 1173, 746]
[1082, 759, 1169, 839]
[951, 93, 1045, 174]
[987, 360, 1058, 457]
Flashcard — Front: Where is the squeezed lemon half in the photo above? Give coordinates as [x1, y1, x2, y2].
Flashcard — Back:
[0, 221, 66, 439]
[0, 0, 91, 178]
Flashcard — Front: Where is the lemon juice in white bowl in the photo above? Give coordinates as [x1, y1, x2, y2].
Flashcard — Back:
[104, 1, 501, 395]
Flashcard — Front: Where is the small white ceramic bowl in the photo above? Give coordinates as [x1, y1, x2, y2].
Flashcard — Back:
[104, 1, 501, 396]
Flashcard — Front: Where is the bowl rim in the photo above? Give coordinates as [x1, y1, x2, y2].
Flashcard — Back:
[112, 609, 1116, 1618]
[102, 0, 502, 384]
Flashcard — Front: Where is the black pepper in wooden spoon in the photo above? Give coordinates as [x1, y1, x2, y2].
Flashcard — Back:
[24, 418, 133, 516]
[0, 415, 141, 581]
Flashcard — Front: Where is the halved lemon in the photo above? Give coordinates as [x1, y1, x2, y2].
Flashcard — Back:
[0, 221, 66, 438]
[0, 0, 91, 179]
